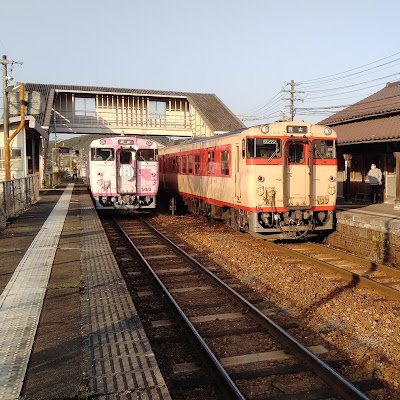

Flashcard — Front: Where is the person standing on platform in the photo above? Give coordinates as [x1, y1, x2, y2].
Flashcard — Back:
[72, 166, 79, 181]
[367, 163, 382, 203]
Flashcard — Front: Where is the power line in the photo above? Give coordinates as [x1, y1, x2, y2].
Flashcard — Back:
[239, 52, 400, 123]
[302, 72, 400, 95]
[299, 51, 400, 86]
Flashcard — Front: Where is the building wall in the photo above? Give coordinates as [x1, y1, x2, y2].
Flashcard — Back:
[51, 92, 212, 137]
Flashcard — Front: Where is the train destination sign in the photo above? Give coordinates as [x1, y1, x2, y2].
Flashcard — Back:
[118, 139, 135, 145]
[286, 126, 308, 134]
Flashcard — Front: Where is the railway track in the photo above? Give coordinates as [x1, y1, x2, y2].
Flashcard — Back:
[102, 216, 382, 400]
[271, 241, 400, 301]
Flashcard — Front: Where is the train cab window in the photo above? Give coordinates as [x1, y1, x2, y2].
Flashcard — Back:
[188, 155, 193, 174]
[120, 151, 132, 164]
[312, 140, 336, 159]
[91, 148, 114, 161]
[288, 143, 304, 164]
[137, 149, 157, 161]
[221, 150, 230, 175]
[194, 154, 200, 175]
[247, 138, 281, 159]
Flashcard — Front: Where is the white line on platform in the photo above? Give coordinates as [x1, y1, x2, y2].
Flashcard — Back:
[0, 184, 73, 400]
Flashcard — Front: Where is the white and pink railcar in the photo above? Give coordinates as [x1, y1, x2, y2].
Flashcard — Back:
[89, 136, 159, 211]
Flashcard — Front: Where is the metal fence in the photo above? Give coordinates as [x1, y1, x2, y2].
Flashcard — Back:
[0, 175, 40, 226]
[43, 172, 64, 189]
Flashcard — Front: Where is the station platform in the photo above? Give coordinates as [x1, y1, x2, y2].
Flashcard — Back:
[326, 199, 400, 267]
[0, 183, 171, 400]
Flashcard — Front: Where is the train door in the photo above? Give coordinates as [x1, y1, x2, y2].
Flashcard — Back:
[235, 144, 241, 202]
[284, 140, 310, 206]
[116, 149, 137, 194]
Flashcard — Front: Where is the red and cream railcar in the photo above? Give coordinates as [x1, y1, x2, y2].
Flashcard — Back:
[89, 136, 159, 211]
[159, 121, 337, 239]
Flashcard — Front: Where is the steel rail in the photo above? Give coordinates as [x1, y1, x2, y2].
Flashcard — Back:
[140, 219, 371, 400]
[114, 219, 246, 400]
[305, 242, 400, 280]
[275, 242, 400, 301]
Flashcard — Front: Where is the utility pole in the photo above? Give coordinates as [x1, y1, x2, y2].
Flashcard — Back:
[1, 55, 23, 142]
[283, 79, 304, 121]
[289, 80, 295, 121]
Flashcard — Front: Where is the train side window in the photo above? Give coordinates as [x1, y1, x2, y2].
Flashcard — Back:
[182, 156, 187, 173]
[91, 148, 114, 161]
[188, 155, 193, 174]
[208, 151, 215, 175]
[221, 150, 230, 175]
[171, 157, 176, 173]
[312, 140, 336, 159]
[160, 157, 164, 172]
[194, 154, 200, 175]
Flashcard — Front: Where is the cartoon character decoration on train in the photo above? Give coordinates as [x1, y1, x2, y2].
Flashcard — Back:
[96, 174, 111, 194]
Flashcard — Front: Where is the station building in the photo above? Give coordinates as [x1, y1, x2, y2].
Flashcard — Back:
[321, 80, 400, 208]
[0, 83, 245, 185]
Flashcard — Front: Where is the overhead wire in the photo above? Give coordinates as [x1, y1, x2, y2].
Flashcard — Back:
[298, 51, 400, 86]
[240, 51, 400, 123]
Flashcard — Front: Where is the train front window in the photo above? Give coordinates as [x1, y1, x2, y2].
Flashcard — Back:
[120, 151, 132, 164]
[91, 148, 114, 161]
[247, 138, 281, 159]
[288, 143, 304, 164]
[137, 149, 157, 161]
[313, 140, 336, 159]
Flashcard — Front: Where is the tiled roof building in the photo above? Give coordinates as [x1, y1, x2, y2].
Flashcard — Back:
[321, 81, 400, 208]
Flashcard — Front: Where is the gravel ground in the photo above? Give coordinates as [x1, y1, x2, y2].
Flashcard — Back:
[150, 214, 400, 400]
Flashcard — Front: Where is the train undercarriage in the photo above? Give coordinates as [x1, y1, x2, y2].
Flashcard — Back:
[96, 195, 155, 210]
[182, 195, 334, 239]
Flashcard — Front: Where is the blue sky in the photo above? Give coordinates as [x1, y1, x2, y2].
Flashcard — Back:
[1, 0, 400, 125]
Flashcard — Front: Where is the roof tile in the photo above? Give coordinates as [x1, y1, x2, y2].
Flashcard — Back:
[334, 115, 400, 144]
[320, 81, 400, 125]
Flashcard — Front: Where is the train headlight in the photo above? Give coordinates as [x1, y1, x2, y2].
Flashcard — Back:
[99, 139, 106, 144]
[328, 175, 336, 182]
[257, 175, 265, 182]
[324, 127, 332, 136]
[260, 125, 269, 133]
